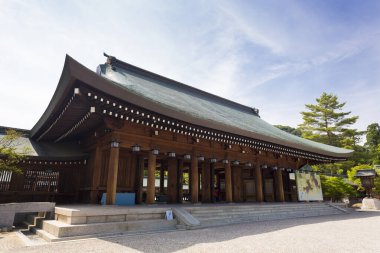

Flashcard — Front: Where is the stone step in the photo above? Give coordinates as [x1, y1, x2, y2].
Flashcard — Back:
[190, 206, 334, 217]
[188, 204, 330, 214]
[197, 208, 343, 227]
[195, 209, 320, 221]
[192, 205, 333, 214]
[23, 213, 46, 230]
[41, 218, 177, 238]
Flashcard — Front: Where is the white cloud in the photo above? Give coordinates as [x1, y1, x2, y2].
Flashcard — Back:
[0, 0, 379, 135]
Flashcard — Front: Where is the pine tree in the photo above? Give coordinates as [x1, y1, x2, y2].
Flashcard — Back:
[299, 92, 359, 147]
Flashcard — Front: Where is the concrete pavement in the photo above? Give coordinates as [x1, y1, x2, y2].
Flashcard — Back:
[1, 211, 379, 253]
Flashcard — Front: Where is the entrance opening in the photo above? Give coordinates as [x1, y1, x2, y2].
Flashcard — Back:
[212, 168, 225, 202]
[242, 167, 256, 202]
[181, 164, 190, 202]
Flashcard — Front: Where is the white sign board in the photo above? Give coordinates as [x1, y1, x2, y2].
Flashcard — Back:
[296, 172, 323, 201]
[165, 210, 173, 220]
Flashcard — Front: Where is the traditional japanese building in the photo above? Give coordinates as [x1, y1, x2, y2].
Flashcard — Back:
[0, 54, 353, 205]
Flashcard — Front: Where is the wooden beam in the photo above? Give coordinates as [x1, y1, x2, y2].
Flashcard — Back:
[255, 164, 264, 202]
[147, 152, 156, 204]
[106, 144, 120, 205]
[225, 162, 233, 202]
[167, 158, 178, 203]
[191, 152, 199, 203]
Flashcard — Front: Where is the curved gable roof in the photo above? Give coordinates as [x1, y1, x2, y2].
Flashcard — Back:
[31, 55, 353, 158]
[97, 57, 353, 158]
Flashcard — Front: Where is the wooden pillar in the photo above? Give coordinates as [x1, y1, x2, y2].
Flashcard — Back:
[167, 158, 178, 203]
[202, 162, 211, 203]
[147, 152, 156, 204]
[90, 146, 102, 203]
[178, 160, 184, 203]
[106, 142, 120, 205]
[255, 164, 264, 202]
[233, 166, 242, 202]
[225, 162, 233, 202]
[191, 153, 199, 203]
[159, 162, 165, 194]
[276, 169, 285, 202]
[210, 163, 215, 202]
[135, 156, 145, 204]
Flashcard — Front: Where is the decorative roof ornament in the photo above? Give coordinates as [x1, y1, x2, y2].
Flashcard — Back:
[251, 107, 260, 117]
[103, 52, 117, 70]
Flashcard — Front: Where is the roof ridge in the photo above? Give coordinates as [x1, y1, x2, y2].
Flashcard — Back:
[102, 53, 260, 117]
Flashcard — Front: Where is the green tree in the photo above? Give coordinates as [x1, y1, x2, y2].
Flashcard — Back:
[365, 123, 380, 165]
[313, 161, 354, 176]
[347, 164, 373, 191]
[374, 170, 380, 197]
[0, 129, 29, 173]
[320, 175, 355, 201]
[299, 92, 360, 147]
[373, 144, 380, 165]
[274, 125, 302, 137]
[366, 123, 380, 151]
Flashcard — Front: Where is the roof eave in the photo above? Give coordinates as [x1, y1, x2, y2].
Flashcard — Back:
[30, 55, 353, 159]
[30, 55, 78, 138]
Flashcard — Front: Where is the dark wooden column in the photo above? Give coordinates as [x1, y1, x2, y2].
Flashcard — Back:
[167, 157, 178, 203]
[90, 146, 102, 203]
[178, 159, 184, 203]
[255, 164, 264, 202]
[225, 161, 233, 202]
[276, 169, 285, 202]
[201, 162, 211, 203]
[106, 142, 120, 205]
[159, 162, 165, 195]
[210, 163, 215, 202]
[191, 153, 199, 203]
[233, 166, 242, 202]
[147, 152, 156, 204]
[135, 155, 145, 204]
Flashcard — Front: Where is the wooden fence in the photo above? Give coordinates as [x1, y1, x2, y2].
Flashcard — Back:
[0, 164, 82, 204]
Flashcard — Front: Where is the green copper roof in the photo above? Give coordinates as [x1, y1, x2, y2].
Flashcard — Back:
[0, 127, 86, 159]
[97, 59, 353, 158]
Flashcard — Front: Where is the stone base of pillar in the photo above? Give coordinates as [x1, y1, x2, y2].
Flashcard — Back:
[361, 198, 380, 210]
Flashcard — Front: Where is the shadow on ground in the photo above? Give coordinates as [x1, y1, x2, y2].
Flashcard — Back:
[99, 211, 380, 253]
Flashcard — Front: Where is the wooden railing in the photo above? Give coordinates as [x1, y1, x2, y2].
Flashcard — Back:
[23, 170, 59, 192]
[0, 167, 79, 204]
[0, 170, 12, 191]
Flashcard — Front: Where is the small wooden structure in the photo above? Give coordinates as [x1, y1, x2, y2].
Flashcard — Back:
[0, 54, 354, 205]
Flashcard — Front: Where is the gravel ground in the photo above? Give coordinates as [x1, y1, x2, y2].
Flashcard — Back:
[1, 211, 380, 253]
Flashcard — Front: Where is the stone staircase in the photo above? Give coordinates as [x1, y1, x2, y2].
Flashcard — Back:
[35, 205, 177, 242]
[26, 203, 347, 242]
[184, 203, 346, 228]
[22, 212, 47, 231]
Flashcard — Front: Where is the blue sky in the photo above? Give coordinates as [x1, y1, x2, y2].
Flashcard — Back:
[0, 0, 379, 139]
